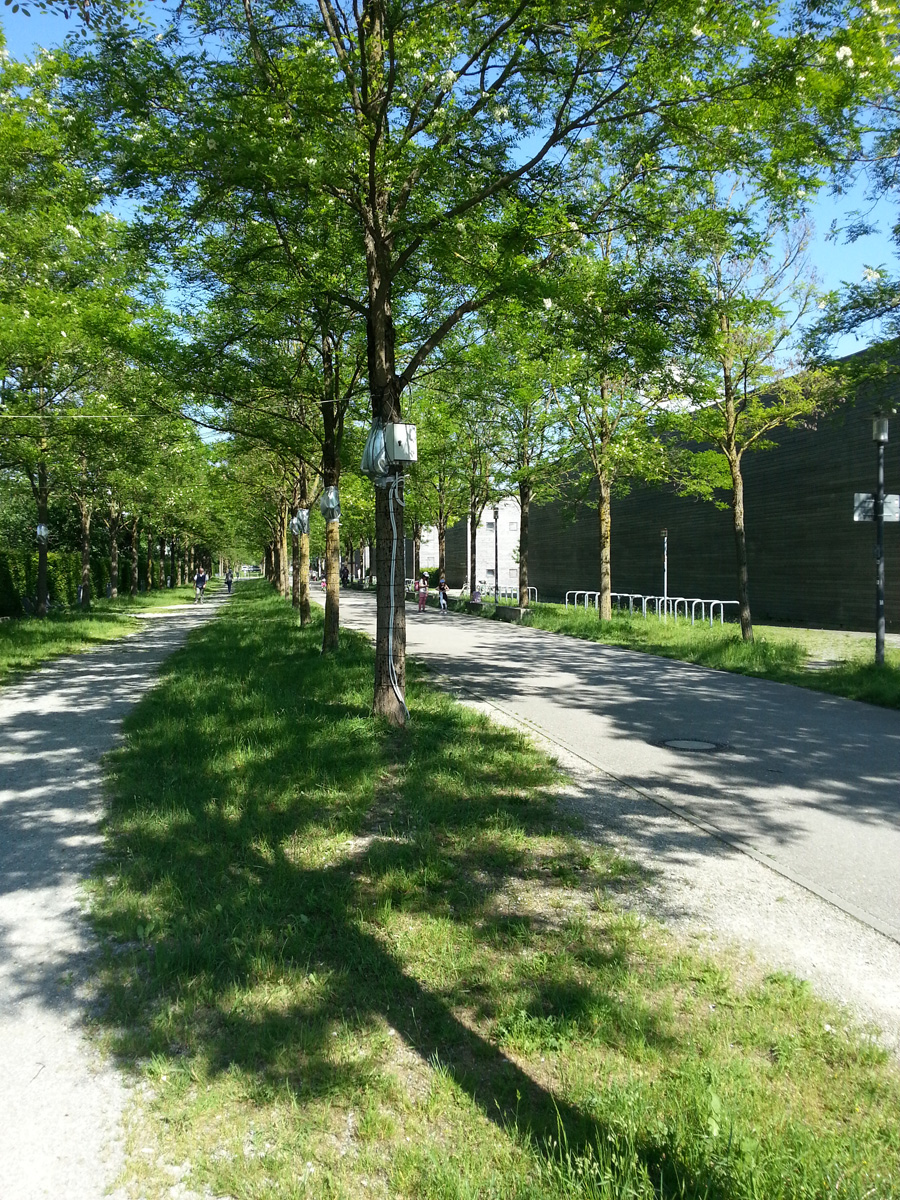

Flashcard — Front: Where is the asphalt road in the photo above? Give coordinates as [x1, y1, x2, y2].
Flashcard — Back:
[0, 596, 227, 1200]
[340, 592, 900, 945]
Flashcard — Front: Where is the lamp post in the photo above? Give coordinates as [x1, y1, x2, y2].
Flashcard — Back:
[661, 527, 668, 622]
[493, 504, 500, 605]
[874, 414, 889, 666]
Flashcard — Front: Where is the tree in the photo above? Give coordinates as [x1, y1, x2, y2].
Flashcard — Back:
[473, 305, 567, 607]
[69, 0, 896, 718]
[807, 31, 900, 356]
[404, 380, 469, 582]
[548, 243, 707, 619]
[666, 203, 840, 641]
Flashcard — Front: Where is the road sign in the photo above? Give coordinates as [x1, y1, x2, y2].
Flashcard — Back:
[854, 492, 900, 522]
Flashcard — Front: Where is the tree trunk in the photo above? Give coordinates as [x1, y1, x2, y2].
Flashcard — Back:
[273, 522, 283, 594]
[109, 511, 119, 600]
[264, 542, 274, 582]
[323, 518, 341, 651]
[518, 482, 531, 608]
[321, 331, 343, 653]
[158, 535, 166, 590]
[598, 476, 612, 621]
[34, 460, 50, 616]
[280, 512, 289, 596]
[374, 475, 406, 717]
[721, 344, 752, 643]
[729, 451, 753, 642]
[146, 527, 154, 589]
[291, 525, 300, 609]
[79, 499, 92, 610]
[130, 517, 139, 596]
[468, 499, 479, 596]
[298, 463, 311, 625]
[169, 534, 177, 592]
[438, 520, 446, 580]
[413, 522, 422, 581]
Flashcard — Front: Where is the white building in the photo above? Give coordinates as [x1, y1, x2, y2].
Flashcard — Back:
[467, 497, 521, 594]
[416, 496, 522, 595]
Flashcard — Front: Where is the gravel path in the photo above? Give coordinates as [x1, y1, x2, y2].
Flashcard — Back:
[0, 598, 227, 1200]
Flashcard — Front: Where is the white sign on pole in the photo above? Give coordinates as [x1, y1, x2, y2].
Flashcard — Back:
[854, 492, 900, 522]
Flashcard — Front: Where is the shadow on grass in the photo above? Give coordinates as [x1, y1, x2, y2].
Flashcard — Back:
[84, 583, 841, 1197]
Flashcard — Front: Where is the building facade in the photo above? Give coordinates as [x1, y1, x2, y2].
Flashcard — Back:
[444, 497, 522, 594]
[448, 363, 900, 629]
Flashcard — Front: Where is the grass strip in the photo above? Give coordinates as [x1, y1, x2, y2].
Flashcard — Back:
[512, 604, 900, 709]
[0, 584, 215, 687]
[91, 581, 900, 1199]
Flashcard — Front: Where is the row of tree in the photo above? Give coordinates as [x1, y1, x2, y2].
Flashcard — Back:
[2, 1, 899, 719]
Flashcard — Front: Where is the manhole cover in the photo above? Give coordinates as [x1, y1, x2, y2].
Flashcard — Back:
[663, 738, 719, 752]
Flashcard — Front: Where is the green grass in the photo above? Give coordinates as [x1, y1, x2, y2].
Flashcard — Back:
[87, 580, 900, 1199]
[516, 604, 900, 708]
[0, 584, 214, 687]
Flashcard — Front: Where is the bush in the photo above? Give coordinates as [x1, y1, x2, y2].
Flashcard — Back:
[47, 551, 80, 606]
[0, 548, 85, 612]
[90, 554, 112, 600]
[0, 551, 25, 617]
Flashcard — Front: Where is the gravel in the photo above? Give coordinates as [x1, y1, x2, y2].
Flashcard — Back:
[0, 599, 226, 1200]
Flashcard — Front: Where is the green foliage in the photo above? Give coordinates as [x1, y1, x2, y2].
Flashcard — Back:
[0, 550, 27, 616]
[0, 548, 114, 612]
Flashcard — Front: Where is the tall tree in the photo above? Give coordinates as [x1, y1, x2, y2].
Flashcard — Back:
[70, 0, 895, 718]
[667, 204, 840, 641]
[474, 305, 566, 607]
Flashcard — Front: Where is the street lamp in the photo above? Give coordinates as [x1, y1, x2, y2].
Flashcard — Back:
[874, 414, 889, 666]
[493, 504, 500, 605]
[661, 528, 668, 621]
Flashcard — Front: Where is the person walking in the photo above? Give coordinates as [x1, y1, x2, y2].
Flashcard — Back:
[417, 574, 429, 613]
[225, 567, 234, 595]
[438, 576, 449, 614]
[193, 566, 208, 603]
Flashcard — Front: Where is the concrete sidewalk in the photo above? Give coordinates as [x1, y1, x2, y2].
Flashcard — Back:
[0, 596, 228, 1200]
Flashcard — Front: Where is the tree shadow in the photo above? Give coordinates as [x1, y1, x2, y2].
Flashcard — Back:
[75, 587, 717, 1192]
[341, 592, 900, 940]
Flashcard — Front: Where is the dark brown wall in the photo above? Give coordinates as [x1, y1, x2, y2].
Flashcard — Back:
[525, 380, 900, 630]
[439, 361, 900, 629]
[445, 521, 467, 590]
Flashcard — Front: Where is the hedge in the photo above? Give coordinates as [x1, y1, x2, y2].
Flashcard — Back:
[0, 550, 118, 615]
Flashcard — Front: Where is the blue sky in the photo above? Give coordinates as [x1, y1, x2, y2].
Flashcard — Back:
[3, 8, 897, 359]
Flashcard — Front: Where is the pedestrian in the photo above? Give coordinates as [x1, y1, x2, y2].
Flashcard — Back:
[340, 562, 350, 587]
[438, 576, 449, 614]
[225, 567, 234, 594]
[193, 566, 208, 603]
[417, 574, 429, 612]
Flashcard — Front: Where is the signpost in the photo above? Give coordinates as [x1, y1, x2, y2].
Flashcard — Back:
[853, 493, 900, 522]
